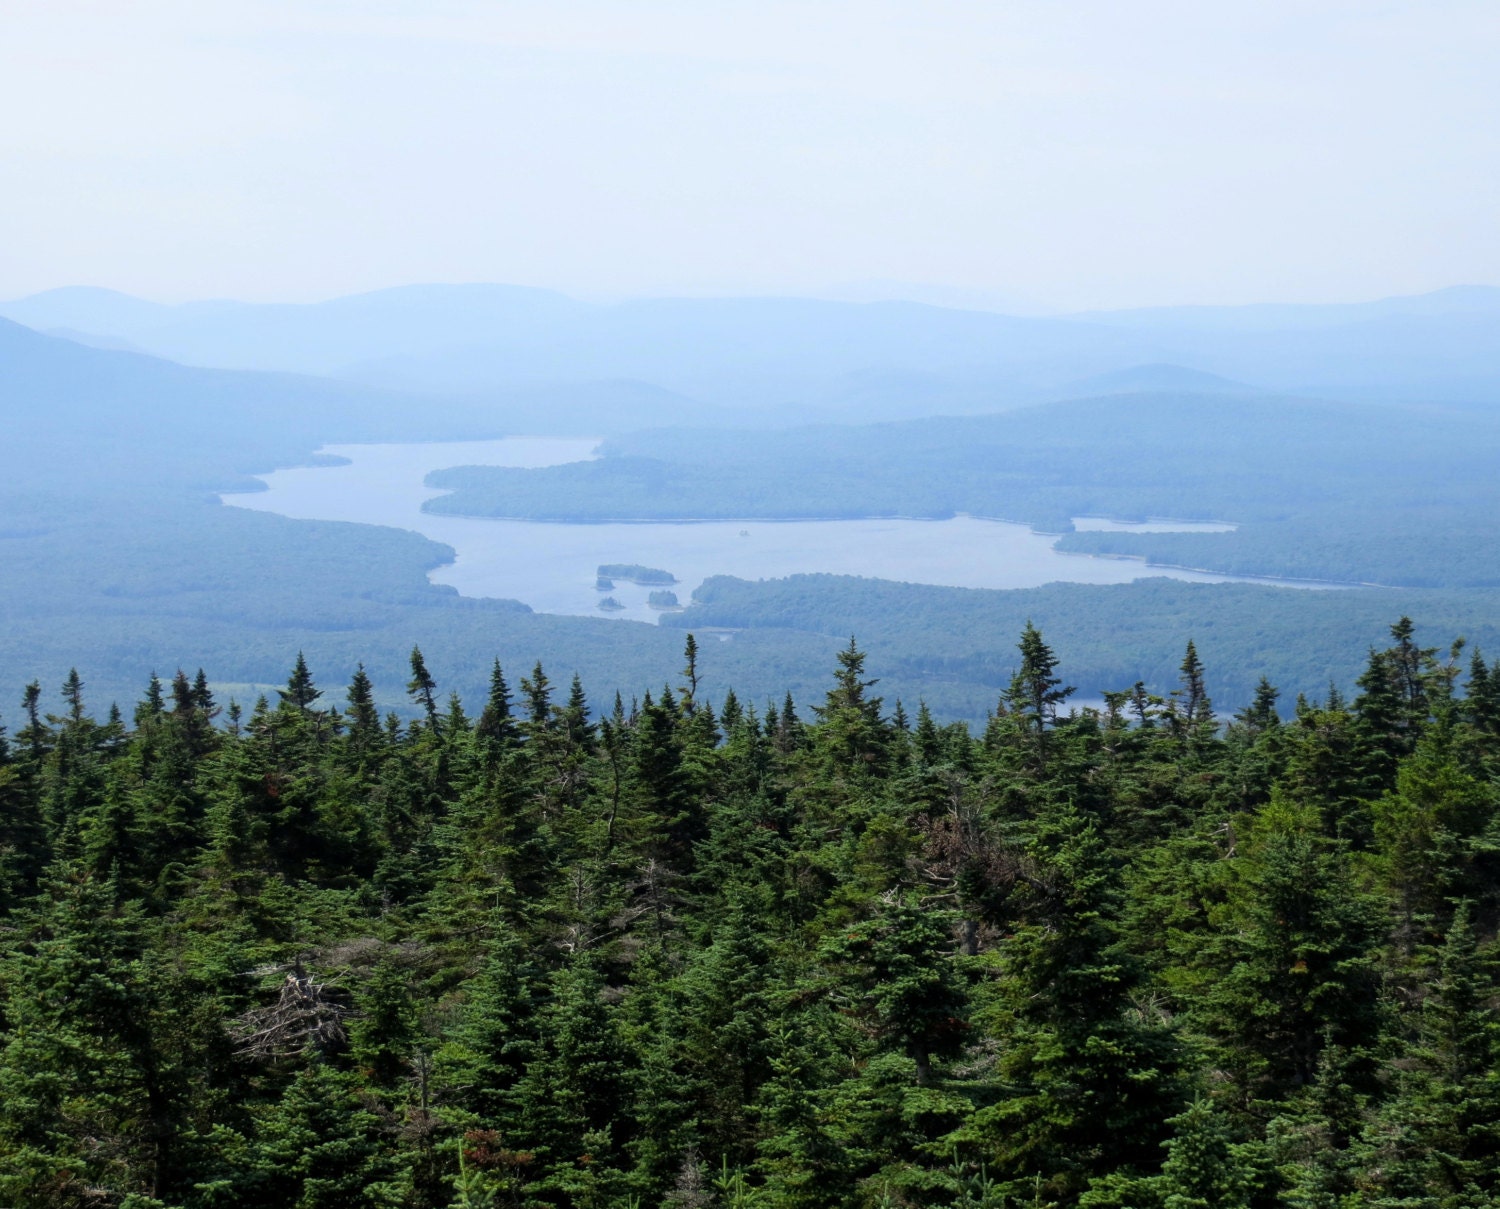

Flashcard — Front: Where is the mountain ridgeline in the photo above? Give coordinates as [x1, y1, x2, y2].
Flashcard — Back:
[8, 302, 1500, 722]
[2, 622, 1499, 1207]
[6, 281, 1500, 415]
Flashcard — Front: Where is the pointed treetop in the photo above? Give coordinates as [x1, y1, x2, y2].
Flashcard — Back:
[444, 690, 470, 734]
[1006, 621, 1074, 737]
[915, 701, 941, 763]
[824, 636, 880, 716]
[171, 669, 195, 716]
[1235, 675, 1281, 731]
[62, 668, 85, 724]
[191, 669, 218, 716]
[279, 651, 321, 711]
[346, 663, 380, 734]
[476, 658, 516, 743]
[720, 687, 742, 731]
[22, 681, 42, 729]
[522, 661, 551, 727]
[681, 633, 701, 705]
[1177, 639, 1213, 726]
[139, 673, 165, 723]
[407, 645, 440, 732]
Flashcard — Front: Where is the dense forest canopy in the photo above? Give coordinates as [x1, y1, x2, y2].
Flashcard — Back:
[3, 621, 1500, 1207]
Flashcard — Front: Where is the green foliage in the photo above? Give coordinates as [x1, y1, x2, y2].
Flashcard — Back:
[0, 623, 1498, 1207]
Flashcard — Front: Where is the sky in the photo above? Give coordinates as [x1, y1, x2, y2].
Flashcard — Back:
[3, 0, 1497, 311]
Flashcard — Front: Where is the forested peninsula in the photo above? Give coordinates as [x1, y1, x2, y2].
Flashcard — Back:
[2, 620, 1499, 1207]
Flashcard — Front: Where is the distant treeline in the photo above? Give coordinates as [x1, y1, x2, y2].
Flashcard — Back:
[598, 564, 678, 585]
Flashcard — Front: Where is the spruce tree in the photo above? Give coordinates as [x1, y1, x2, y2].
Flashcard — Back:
[1154, 1099, 1253, 1209]
[406, 645, 441, 734]
[1004, 622, 1074, 770]
[475, 658, 517, 748]
[279, 652, 321, 712]
[818, 894, 968, 1086]
[345, 663, 381, 742]
[1199, 805, 1384, 1098]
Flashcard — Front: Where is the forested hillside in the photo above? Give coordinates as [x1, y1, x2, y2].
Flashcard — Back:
[4, 622, 1500, 1207]
[426, 394, 1500, 588]
[0, 320, 834, 718]
[7, 316, 1500, 723]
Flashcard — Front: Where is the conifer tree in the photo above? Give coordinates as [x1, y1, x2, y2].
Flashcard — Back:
[350, 959, 424, 1092]
[1003, 622, 1074, 772]
[1466, 650, 1500, 736]
[4, 626, 1500, 1204]
[771, 691, 804, 755]
[1154, 1099, 1252, 1209]
[963, 803, 1182, 1199]
[279, 651, 321, 712]
[247, 1060, 391, 1208]
[61, 668, 85, 724]
[914, 701, 942, 765]
[522, 661, 552, 731]
[1172, 640, 1216, 749]
[511, 954, 630, 1202]
[681, 633, 701, 705]
[191, 667, 216, 713]
[406, 645, 441, 734]
[475, 658, 516, 748]
[345, 663, 381, 742]
[136, 672, 165, 727]
[0, 874, 205, 1203]
[1234, 676, 1281, 733]
[809, 637, 889, 779]
[1199, 805, 1384, 1098]
[753, 1021, 853, 1208]
[720, 687, 743, 733]
[818, 894, 968, 1086]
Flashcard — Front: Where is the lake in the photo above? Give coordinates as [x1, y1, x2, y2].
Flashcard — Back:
[224, 438, 1335, 624]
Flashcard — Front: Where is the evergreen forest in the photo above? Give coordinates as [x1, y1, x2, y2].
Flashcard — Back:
[4, 621, 1500, 1208]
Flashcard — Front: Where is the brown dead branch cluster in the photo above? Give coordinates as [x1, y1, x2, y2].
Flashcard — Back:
[231, 967, 349, 1059]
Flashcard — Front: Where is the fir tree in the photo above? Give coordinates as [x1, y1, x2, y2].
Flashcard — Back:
[279, 651, 321, 712]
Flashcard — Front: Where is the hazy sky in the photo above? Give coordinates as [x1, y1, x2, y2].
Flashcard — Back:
[4, 1, 1497, 309]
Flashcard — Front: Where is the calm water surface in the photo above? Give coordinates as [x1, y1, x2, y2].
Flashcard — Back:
[224, 439, 1329, 624]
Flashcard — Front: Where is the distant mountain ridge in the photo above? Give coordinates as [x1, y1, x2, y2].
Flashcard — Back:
[3, 282, 1497, 414]
[1055, 363, 1251, 396]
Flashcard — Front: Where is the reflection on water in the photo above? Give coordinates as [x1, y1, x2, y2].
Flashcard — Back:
[224, 438, 1334, 625]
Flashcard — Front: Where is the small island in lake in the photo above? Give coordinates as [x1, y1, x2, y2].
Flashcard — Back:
[595, 575, 615, 591]
[597, 596, 626, 612]
[597, 563, 678, 585]
[647, 589, 681, 610]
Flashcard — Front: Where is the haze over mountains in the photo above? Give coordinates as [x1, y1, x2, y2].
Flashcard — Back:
[5, 282, 1499, 424]
[4, 277, 1500, 720]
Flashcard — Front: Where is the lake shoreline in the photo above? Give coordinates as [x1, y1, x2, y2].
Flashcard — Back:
[227, 437, 1348, 624]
